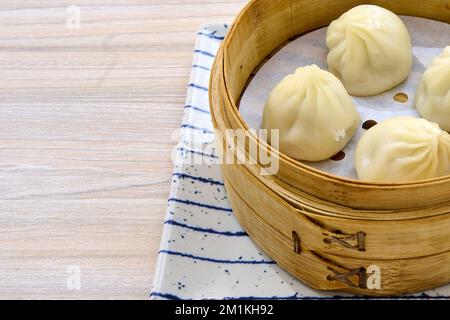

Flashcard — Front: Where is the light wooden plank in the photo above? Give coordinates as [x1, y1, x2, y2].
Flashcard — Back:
[0, 0, 247, 299]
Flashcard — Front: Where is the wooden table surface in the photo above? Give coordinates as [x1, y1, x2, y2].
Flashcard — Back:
[0, 0, 247, 299]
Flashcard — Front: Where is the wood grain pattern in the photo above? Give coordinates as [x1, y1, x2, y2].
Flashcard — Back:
[0, 0, 247, 299]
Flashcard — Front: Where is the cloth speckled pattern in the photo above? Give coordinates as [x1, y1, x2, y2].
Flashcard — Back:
[150, 24, 450, 300]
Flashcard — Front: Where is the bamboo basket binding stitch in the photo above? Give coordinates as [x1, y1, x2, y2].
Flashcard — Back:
[209, 0, 450, 296]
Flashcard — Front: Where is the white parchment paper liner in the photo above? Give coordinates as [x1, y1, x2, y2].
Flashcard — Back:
[240, 16, 450, 179]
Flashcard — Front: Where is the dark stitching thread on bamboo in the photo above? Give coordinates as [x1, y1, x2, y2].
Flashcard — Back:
[292, 231, 301, 254]
[327, 267, 367, 289]
[323, 231, 366, 251]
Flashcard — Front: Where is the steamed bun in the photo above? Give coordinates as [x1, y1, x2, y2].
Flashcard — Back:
[326, 5, 412, 96]
[355, 117, 450, 182]
[415, 46, 450, 131]
[262, 65, 360, 162]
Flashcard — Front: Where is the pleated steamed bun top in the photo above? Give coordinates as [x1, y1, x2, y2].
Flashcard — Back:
[355, 117, 450, 182]
[416, 46, 450, 131]
[262, 65, 360, 162]
[326, 5, 413, 96]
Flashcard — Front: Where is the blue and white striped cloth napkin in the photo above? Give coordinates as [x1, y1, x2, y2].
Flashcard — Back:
[150, 24, 450, 300]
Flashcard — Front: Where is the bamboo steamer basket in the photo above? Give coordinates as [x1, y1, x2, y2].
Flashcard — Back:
[209, 0, 450, 296]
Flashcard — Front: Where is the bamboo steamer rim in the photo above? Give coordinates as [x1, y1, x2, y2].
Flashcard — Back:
[220, 0, 450, 188]
[212, 52, 450, 220]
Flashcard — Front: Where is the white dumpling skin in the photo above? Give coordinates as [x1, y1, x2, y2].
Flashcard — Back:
[416, 46, 450, 131]
[326, 5, 413, 96]
[355, 117, 450, 182]
[262, 65, 360, 162]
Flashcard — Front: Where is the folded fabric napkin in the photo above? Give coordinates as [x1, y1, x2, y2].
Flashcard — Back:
[150, 24, 449, 300]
